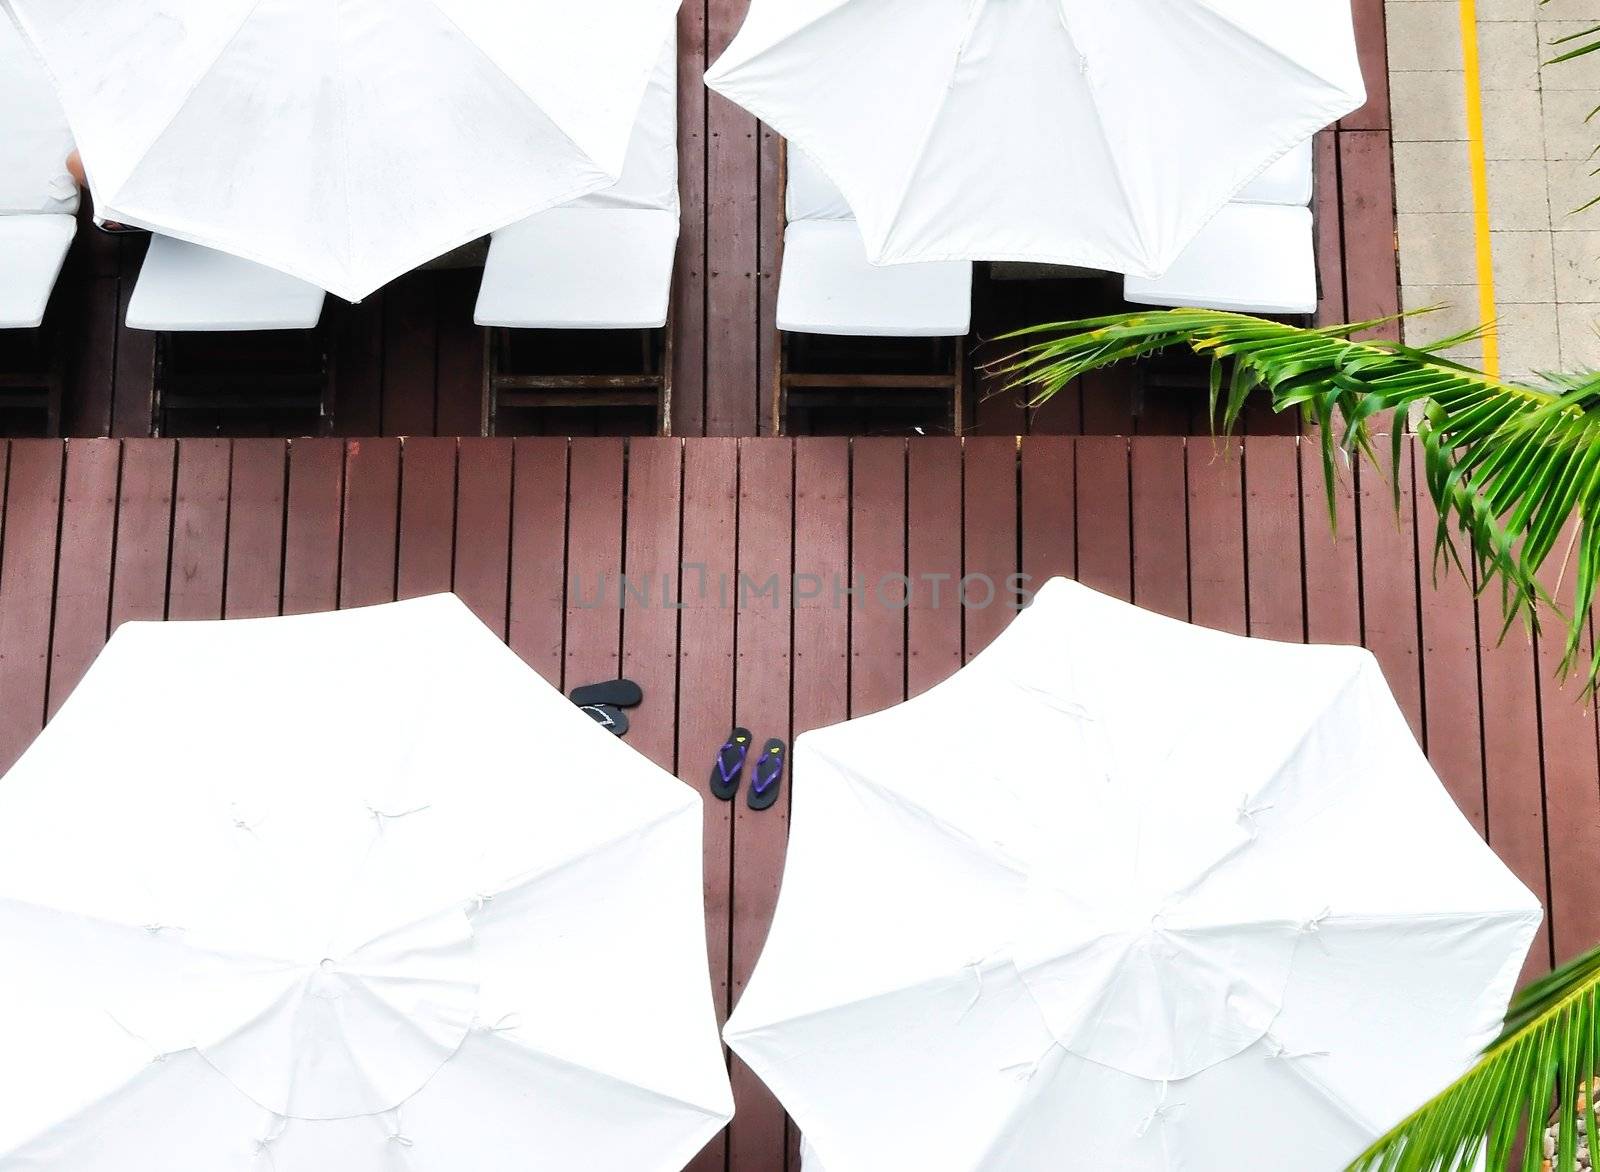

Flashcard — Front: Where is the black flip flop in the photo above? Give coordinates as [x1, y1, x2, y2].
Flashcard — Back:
[581, 704, 629, 736]
[710, 728, 752, 801]
[570, 679, 643, 709]
[749, 739, 786, 811]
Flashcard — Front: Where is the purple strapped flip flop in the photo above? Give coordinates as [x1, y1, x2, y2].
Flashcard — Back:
[710, 728, 752, 801]
[749, 738, 786, 811]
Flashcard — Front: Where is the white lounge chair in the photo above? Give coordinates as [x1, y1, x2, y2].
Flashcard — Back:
[0, 17, 79, 331]
[778, 149, 972, 338]
[126, 236, 326, 332]
[476, 38, 680, 331]
[1123, 139, 1316, 316]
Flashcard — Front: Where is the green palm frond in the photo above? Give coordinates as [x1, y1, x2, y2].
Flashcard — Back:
[995, 308, 1600, 688]
[1348, 944, 1600, 1172]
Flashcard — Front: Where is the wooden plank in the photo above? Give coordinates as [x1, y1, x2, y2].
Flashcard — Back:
[1314, 131, 1347, 328]
[1075, 436, 1132, 599]
[907, 440, 964, 697]
[61, 275, 118, 437]
[1479, 603, 1551, 980]
[1413, 470, 1487, 834]
[676, 436, 738, 1172]
[786, 434, 849, 1169]
[963, 436, 1020, 660]
[1534, 542, 1600, 966]
[340, 439, 401, 609]
[507, 438, 570, 682]
[435, 270, 487, 438]
[619, 438, 684, 772]
[382, 274, 439, 437]
[756, 120, 782, 436]
[1243, 437, 1306, 643]
[0, 442, 62, 772]
[1339, 131, 1400, 340]
[112, 237, 157, 437]
[1020, 436, 1076, 588]
[1186, 437, 1248, 634]
[727, 438, 795, 1172]
[793, 439, 851, 736]
[672, 0, 710, 438]
[109, 439, 175, 628]
[452, 438, 513, 634]
[1080, 369, 1138, 437]
[1130, 436, 1189, 622]
[48, 441, 120, 714]
[850, 438, 907, 715]
[397, 437, 457, 600]
[563, 437, 625, 690]
[1300, 442, 1362, 646]
[1341, 0, 1391, 132]
[332, 295, 385, 436]
[224, 440, 286, 619]
[166, 439, 231, 621]
[705, 0, 760, 437]
[281, 438, 345, 616]
[1356, 449, 1423, 738]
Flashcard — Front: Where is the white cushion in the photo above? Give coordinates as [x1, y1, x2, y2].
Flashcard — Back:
[0, 213, 76, 329]
[126, 235, 326, 331]
[786, 147, 853, 223]
[1237, 139, 1314, 207]
[0, 17, 79, 216]
[1122, 203, 1316, 315]
[476, 207, 679, 329]
[777, 220, 972, 337]
[568, 34, 678, 215]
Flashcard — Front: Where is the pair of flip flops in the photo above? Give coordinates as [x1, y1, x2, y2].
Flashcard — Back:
[711, 728, 786, 810]
[572, 679, 642, 736]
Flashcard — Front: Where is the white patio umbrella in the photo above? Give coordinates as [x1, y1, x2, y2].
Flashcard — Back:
[705, 0, 1365, 277]
[2, 0, 681, 301]
[725, 579, 1541, 1170]
[0, 596, 733, 1171]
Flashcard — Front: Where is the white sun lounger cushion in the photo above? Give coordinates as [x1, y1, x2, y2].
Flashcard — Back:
[475, 207, 679, 330]
[0, 16, 79, 216]
[0, 214, 76, 329]
[475, 36, 679, 330]
[786, 147, 853, 223]
[126, 235, 326, 332]
[1237, 139, 1315, 207]
[1122, 203, 1316, 316]
[777, 220, 972, 337]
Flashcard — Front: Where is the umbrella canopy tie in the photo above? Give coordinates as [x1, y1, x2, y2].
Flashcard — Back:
[1235, 795, 1276, 838]
[253, 1115, 287, 1157]
[485, 1012, 522, 1035]
[1298, 907, 1333, 937]
[366, 802, 432, 832]
[1133, 1083, 1187, 1139]
[1001, 1037, 1065, 1083]
[1265, 1032, 1331, 1062]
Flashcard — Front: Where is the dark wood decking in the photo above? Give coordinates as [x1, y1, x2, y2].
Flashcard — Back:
[22, 0, 1398, 441]
[0, 435, 1594, 1171]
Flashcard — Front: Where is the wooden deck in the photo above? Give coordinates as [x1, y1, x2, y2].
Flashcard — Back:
[20, 0, 1399, 441]
[0, 434, 1594, 1170]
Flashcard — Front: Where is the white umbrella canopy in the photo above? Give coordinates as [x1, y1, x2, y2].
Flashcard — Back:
[725, 579, 1541, 1171]
[706, 0, 1365, 277]
[3, 0, 681, 301]
[0, 595, 733, 1171]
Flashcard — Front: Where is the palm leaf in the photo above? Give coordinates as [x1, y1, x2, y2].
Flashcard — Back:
[1345, 945, 1600, 1172]
[994, 309, 1600, 688]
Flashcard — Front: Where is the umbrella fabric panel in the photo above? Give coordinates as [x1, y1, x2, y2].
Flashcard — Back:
[6, 0, 680, 300]
[725, 579, 1540, 1169]
[568, 33, 680, 215]
[0, 12, 78, 215]
[0, 596, 730, 1169]
[706, 0, 1365, 275]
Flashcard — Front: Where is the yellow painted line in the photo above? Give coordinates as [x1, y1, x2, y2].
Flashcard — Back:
[1459, 0, 1499, 377]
